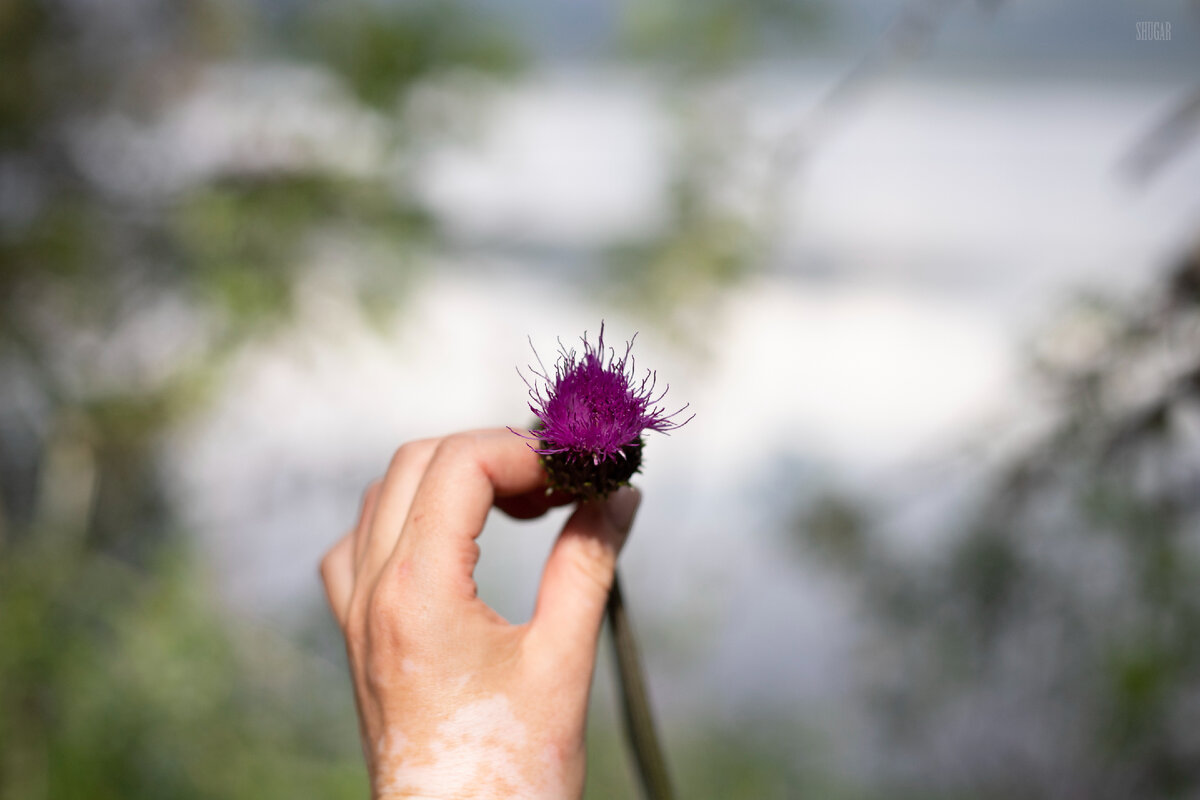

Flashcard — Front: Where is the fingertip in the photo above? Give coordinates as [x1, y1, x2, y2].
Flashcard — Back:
[603, 487, 641, 544]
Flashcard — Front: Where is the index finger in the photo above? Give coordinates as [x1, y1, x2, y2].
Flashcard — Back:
[394, 428, 554, 596]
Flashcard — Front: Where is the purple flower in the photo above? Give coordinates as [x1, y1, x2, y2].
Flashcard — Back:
[512, 323, 692, 497]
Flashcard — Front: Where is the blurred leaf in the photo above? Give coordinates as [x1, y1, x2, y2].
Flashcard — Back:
[300, 1, 522, 110]
[801, 263, 1200, 796]
[0, 2, 503, 797]
[621, 0, 826, 74]
[795, 492, 870, 569]
[0, 535, 367, 800]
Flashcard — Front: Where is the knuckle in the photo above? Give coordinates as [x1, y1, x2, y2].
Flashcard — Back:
[433, 432, 476, 464]
[365, 562, 414, 619]
[364, 584, 415, 647]
[387, 437, 440, 474]
[387, 441, 422, 473]
[362, 479, 383, 507]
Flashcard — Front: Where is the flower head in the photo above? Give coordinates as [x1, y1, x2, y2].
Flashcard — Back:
[512, 323, 692, 498]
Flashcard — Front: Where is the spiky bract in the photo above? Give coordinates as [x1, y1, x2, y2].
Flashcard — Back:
[512, 323, 691, 499]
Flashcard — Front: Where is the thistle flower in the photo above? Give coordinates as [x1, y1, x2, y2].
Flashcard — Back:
[512, 323, 692, 498]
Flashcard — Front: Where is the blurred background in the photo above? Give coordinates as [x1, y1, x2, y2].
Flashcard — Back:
[3, 0, 1200, 797]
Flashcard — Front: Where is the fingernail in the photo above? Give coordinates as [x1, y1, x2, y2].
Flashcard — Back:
[604, 486, 641, 533]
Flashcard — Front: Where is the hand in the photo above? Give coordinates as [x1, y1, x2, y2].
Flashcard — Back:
[320, 429, 641, 800]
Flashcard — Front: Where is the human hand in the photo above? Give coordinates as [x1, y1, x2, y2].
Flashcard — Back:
[320, 429, 641, 800]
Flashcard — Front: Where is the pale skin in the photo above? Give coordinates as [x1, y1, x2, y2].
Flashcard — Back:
[319, 429, 642, 800]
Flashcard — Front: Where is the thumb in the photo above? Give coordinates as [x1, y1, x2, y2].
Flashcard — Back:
[529, 487, 641, 668]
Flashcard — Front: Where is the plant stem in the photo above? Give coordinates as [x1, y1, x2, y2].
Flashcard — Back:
[607, 571, 674, 800]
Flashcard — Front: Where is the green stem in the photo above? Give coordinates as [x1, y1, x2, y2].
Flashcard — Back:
[607, 571, 675, 800]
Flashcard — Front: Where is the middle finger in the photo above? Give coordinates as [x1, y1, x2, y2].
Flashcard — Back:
[354, 437, 440, 592]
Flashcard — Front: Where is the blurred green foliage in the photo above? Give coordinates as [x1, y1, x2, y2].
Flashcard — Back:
[0, 538, 365, 799]
[621, 0, 825, 74]
[297, 3, 522, 110]
[0, 0, 831, 797]
[585, 701, 864, 799]
[0, 0, 515, 796]
[793, 248, 1200, 798]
